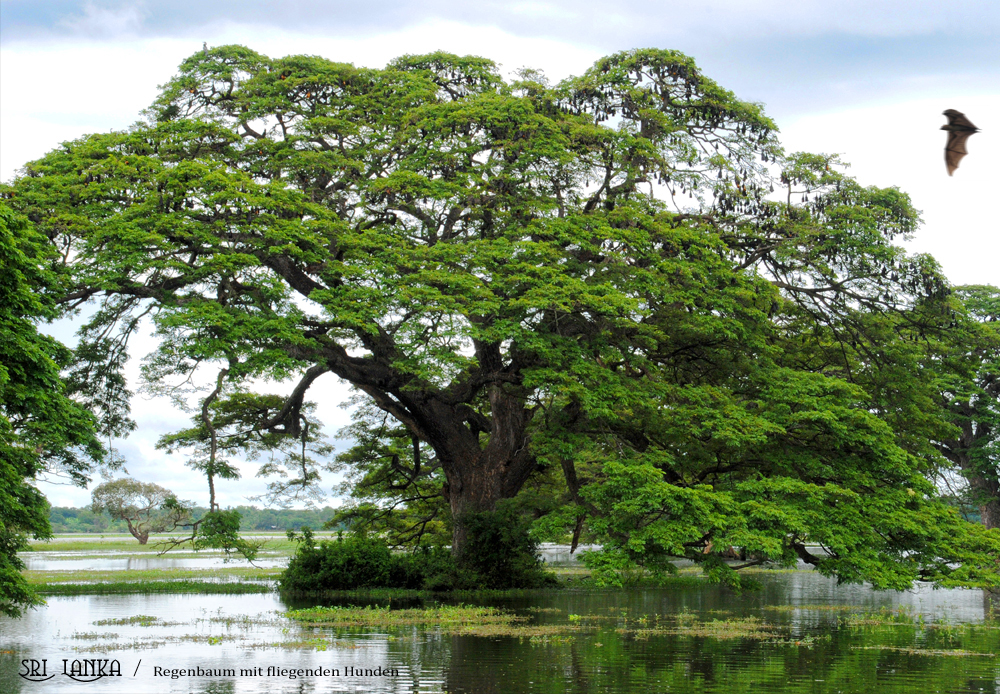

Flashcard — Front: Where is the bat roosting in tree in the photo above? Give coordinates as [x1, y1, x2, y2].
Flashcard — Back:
[941, 109, 979, 176]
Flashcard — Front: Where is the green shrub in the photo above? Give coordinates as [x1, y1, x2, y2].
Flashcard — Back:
[279, 528, 456, 592]
[452, 504, 557, 590]
[389, 545, 455, 589]
[279, 511, 557, 593]
[280, 528, 393, 591]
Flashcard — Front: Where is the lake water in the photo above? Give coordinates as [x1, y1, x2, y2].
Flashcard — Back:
[18, 543, 581, 572]
[3, 569, 999, 693]
[20, 554, 287, 571]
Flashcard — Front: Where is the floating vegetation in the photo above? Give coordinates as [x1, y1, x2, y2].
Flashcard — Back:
[175, 634, 245, 645]
[73, 640, 169, 652]
[261, 637, 371, 651]
[529, 634, 576, 645]
[454, 624, 583, 639]
[619, 615, 781, 641]
[284, 604, 594, 639]
[568, 609, 788, 641]
[286, 604, 525, 629]
[93, 615, 180, 627]
[568, 613, 616, 623]
[851, 645, 997, 657]
[841, 607, 926, 627]
[764, 604, 863, 612]
[198, 613, 261, 629]
[272, 637, 332, 651]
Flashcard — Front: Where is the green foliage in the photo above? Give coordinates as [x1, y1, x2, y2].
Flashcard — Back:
[279, 527, 453, 592]
[390, 544, 456, 590]
[48, 505, 127, 533]
[453, 504, 558, 589]
[935, 285, 1000, 524]
[285, 508, 554, 592]
[156, 392, 334, 509]
[0, 204, 104, 618]
[570, 358, 1000, 590]
[280, 528, 392, 591]
[191, 509, 261, 562]
[326, 396, 450, 546]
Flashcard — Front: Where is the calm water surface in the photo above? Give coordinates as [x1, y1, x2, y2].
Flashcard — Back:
[21, 554, 286, 571]
[3, 570, 1000, 693]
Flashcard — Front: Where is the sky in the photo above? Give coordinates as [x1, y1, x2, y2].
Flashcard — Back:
[2, 0, 998, 509]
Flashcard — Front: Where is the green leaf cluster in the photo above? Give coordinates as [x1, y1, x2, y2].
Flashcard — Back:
[0, 204, 104, 617]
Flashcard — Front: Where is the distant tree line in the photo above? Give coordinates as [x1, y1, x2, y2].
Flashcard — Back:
[48, 505, 339, 534]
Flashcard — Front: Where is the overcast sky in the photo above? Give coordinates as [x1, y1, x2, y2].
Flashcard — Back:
[2, 0, 998, 509]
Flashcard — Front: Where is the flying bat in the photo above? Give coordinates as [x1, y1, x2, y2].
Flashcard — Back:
[941, 109, 979, 176]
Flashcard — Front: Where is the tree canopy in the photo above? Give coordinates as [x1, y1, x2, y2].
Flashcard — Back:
[0, 204, 105, 617]
[4, 46, 998, 587]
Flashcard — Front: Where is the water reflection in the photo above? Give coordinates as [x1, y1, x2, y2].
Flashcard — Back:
[536, 544, 598, 566]
[2, 574, 999, 693]
[22, 555, 286, 571]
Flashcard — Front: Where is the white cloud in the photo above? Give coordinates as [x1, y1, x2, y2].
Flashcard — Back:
[671, 0, 997, 38]
[1, 23, 602, 182]
[0, 39, 180, 180]
[57, 1, 147, 37]
[6, 1, 999, 43]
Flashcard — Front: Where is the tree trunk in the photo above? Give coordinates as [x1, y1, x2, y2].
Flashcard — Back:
[981, 495, 1000, 530]
[445, 462, 511, 556]
[125, 519, 148, 545]
[207, 472, 217, 512]
[443, 444, 537, 555]
[966, 469, 1000, 529]
[435, 386, 536, 556]
[938, 412, 998, 529]
[320, 338, 538, 556]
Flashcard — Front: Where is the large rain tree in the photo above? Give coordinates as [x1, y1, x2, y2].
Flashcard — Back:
[5, 46, 998, 585]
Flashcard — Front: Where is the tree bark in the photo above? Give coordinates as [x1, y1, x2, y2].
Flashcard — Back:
[977, 480, 1000, 530]
[938, 399, 998, 528]
[125, 519, 149, 545]
[438, 386, 536, 555]
[314, 334, 538, 556]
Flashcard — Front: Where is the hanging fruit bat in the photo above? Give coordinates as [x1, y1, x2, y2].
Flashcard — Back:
[941, 109, 979, 176]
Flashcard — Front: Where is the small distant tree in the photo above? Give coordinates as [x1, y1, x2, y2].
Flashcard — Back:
[91, 478, 190, 544]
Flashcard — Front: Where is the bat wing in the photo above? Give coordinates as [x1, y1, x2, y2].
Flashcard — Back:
[944, 109, 978, 130]
[945, 130, 975, 176]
